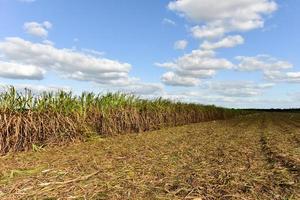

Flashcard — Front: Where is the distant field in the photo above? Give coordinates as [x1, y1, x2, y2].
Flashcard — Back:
[0, 113, 299, 199]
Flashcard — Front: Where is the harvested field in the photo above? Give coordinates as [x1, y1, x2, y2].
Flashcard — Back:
[0, 113, 299, 199]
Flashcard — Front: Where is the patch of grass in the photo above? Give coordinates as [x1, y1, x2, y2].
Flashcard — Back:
[0, 166, 44, 185]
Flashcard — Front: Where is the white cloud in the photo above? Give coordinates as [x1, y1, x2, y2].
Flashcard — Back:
[264, 71, 300, 83]
[62, 71, 133, 85]
[0, 83, 72, 96]
[236, 55, 299, 84]
[0, 60, 45, 80]
[0, 83, 70, 93]
[191, 25, 225, 39]
[236, 55, 293, 72]
[156, 80, 275, 108]
[159, 50, 234, 71]
[42, 40, 54, 46]
[176, 69, 216, 78]
[162, 18, 176, 26]
[118, 83, 164, 95]
[168, 0, 277, 23]
[0, 37, 164, 98]
[158, 91, 204, 102]
[155, 62, 176, 69]
[23, 21, 52, 38]
[154, 82, 273, 107]
[0, 37, 132, 85]
[169, 0, 277, 39]
[201, 35, 244, 50]
[157, 49, 233, 86]
[43, 21, 52, 29]
[174, 40, 188, 50]
[236, 55, 300, 84]
[82, 48, 105, 57]
[161, 71, 200, 87]
[206, 81, 274, 97]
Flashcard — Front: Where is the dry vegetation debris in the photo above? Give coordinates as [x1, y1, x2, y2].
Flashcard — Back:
[0, 113, 299, 199]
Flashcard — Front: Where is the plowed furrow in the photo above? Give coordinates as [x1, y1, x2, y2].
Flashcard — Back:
[260, 115, 300, 180]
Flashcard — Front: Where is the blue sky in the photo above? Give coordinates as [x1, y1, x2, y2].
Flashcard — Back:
[0, 0, 299, 108]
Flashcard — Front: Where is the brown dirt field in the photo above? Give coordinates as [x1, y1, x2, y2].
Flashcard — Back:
[0, 113, 299, 199]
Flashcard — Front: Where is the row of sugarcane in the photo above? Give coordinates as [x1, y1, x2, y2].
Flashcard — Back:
[0, 87, 245, 154]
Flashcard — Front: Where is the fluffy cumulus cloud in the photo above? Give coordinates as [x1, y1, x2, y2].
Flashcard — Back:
[235, 55, 300, 84]
[161, 0, 278, 90]
[0, 37, 133, 85]
[161, 71, 200, 87]
[236, 55, 293, 72]
[169, 0, 277, 39]
[175, 68, 216, 79]
[156, 49, 233, 86]
[0, 60, 45, 80]
[23, 21, 52, 38]
[174, 40, 188, 50]
[158, 50, 233, 71]
[191, 25, 225, 40]
[201, 35, 244, 50]
[0, 37, 163, 96]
